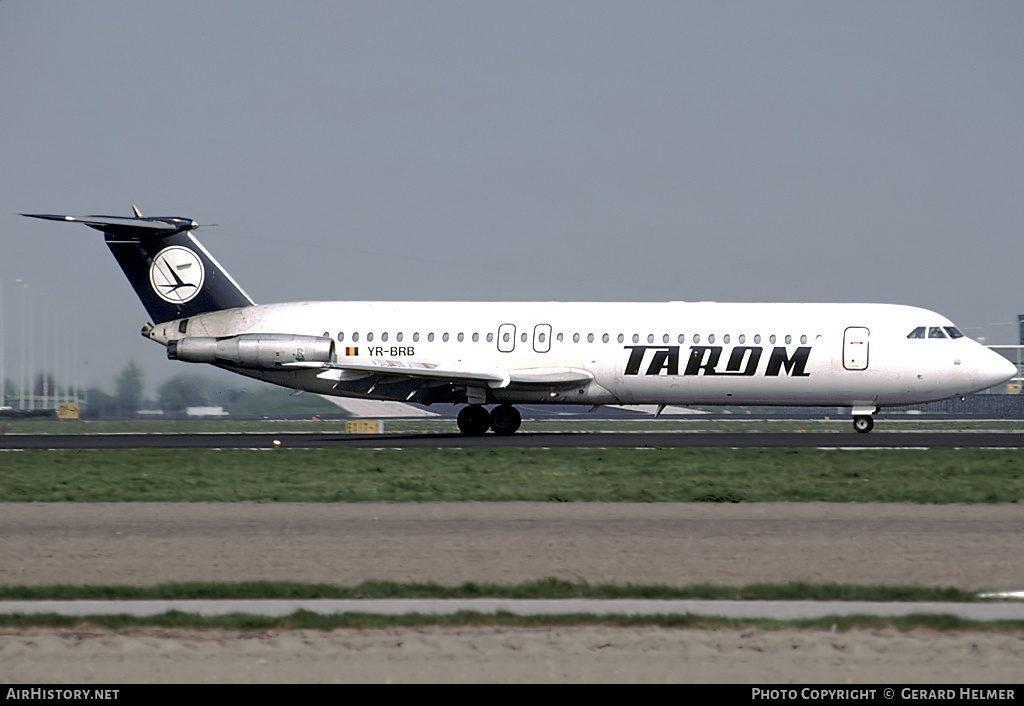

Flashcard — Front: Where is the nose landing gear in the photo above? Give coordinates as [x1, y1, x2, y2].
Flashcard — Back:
[852, 415, 875, 433]
[456, 404, 523, 436]
[851, 406, 879, 433]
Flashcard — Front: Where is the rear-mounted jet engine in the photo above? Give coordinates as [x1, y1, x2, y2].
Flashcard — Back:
[168, 334, 335, 369]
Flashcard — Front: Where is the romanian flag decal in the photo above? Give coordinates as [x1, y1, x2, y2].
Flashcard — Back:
[345, 347, 358, 356]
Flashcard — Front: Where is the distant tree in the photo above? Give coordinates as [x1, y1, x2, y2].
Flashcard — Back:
[82, 387, 117, 419]
[115, 361, 145, 415]
[157, 374, 213, 414]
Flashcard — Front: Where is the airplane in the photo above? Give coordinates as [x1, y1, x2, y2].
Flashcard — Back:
[23, 208, 1017, 435]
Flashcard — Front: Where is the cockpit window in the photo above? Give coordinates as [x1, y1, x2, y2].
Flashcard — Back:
[909, 325, 962, 340]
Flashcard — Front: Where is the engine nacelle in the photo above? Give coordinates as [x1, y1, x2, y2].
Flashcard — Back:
[168, 334, 335, 369]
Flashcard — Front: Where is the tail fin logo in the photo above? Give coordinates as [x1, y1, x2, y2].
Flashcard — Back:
[150, 246, 205, 304]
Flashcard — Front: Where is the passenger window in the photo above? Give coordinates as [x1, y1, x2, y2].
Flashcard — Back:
[396, 332, 403, 342]
[928, 327, 947, 339]
[693, 334, 700, 344]
[337, 332, 345, 342]
[944, 327, 964, 339]
[587, 333, 594, 343]
[472, 333, 479, 342]
[353, 332, 359, 342]
[413, 333, 420, 342]
[382, 332, 388, 342]
[647, 334, 654, 344]
[738, 334, 745, 344]
[428, 333, 434, 342]
[618, 334, 625, 343]
[754, 334, 761, 344]
[602, 333, 610, 343]
[907, 327, 925, 339]
[573, 333, 580, 343]
[442, 333, 449, 342]
[488, 333, 495, 342]
[367, 332, 374, 342]
[457, 333, 464, 342]
[723, 334, 730, 344]
[708, 334, 715, 344]
[632, 334, 640, 344]
[678, 334, 685, 344]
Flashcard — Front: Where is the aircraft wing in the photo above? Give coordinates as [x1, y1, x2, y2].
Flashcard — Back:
[284, 360, 593, 390]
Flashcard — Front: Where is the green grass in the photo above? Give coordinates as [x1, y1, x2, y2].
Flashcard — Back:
[1, 447, 1023, 502]
[0, 579, 983, 602]
[0, 580, 1014, 633]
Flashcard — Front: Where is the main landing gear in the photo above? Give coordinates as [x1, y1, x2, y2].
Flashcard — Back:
[457, 404, 522, 436]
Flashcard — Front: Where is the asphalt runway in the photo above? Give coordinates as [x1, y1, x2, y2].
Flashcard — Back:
[4, 430, 1024, 449]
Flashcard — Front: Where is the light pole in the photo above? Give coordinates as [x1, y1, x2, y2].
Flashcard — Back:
[15, 280, 28, 409]
[0, 279, 4, 409]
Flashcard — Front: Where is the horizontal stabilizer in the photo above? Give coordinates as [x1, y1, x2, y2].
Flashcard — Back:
[23, 212, 195, 240]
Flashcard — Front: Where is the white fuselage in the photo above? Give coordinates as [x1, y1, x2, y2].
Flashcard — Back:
[144, 301, 1016, 409]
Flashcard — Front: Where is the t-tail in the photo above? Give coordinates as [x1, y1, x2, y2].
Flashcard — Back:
[23, 207, 254, 323]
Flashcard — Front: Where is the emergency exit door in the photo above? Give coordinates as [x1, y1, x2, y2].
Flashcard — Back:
[843, 327, 870, 370]
[497, 323, 516, 353]
[533, 324, 552, 353]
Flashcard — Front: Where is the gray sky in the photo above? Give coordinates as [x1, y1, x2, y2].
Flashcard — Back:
[2, 1, 1023, 393]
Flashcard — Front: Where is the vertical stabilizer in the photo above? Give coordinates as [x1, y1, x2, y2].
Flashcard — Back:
[23, 210, 254, 323]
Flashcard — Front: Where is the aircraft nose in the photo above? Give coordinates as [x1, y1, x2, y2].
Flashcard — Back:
[978, 349, 1018, 391]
